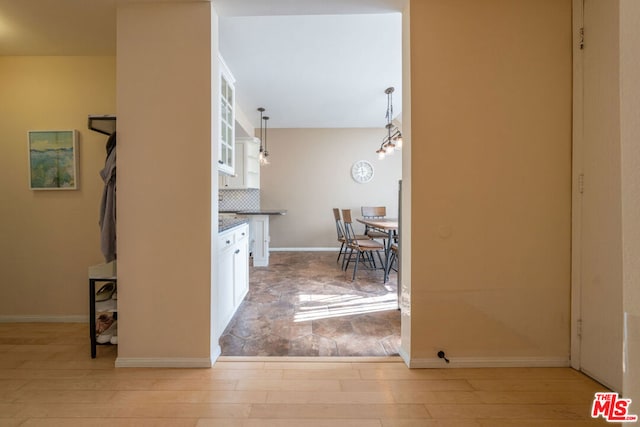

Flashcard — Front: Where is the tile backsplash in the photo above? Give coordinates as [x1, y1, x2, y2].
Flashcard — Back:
[219, 189, 260, 211]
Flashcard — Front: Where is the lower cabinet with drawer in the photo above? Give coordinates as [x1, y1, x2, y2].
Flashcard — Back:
[216, 223, 249, 338]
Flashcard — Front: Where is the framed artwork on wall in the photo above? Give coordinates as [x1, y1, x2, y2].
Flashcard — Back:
[28, 130, 78, 190]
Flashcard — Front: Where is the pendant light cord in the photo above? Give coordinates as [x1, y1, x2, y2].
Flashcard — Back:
[258, 107, 265, 153]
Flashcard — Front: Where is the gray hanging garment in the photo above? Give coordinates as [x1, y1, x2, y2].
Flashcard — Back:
[99, 132, 117, 262]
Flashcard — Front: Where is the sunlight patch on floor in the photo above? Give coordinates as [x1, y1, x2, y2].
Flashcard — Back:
[294, 293, 397, 322]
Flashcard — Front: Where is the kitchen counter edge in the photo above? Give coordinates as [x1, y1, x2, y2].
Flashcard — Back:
[219, 210, 287, 216]
[218, 217, 249, 233]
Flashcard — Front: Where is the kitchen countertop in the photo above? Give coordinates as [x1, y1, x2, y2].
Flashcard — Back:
[218, 217, 249, 233]
[220, 209, 287, 216]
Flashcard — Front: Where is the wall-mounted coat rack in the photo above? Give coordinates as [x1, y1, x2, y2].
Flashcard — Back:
[88, 114, 116, 136]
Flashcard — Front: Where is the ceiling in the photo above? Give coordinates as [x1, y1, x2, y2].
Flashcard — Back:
[0, 0, 404, 129]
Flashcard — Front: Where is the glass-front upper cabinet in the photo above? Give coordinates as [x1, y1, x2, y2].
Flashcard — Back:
[218, 55, 235, 175]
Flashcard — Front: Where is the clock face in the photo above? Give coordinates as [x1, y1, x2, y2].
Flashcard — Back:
[351, 160, 374, 183]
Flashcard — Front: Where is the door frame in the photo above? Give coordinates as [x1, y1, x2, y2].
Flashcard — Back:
[570, 0, 584, 371]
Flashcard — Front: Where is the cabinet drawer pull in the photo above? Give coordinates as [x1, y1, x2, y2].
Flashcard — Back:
[226, 240, 231, 244]
[218, 160, 223, 164]
[234, 249, 240, 254]
[241, 232, 245, 236]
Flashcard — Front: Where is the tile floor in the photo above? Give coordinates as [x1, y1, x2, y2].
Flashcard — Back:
[220, 251, 400, 357]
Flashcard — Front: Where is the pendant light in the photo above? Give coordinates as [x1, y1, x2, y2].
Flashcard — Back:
[257, 107, 269, 166]
[262, 115, 270, 165]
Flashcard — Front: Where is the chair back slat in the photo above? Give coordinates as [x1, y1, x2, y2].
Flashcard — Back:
[333, 208, 345, 240]
[361, 206, 386, 218]
[361, 206, 387, 235]
[341, 209, 357, 244]
[342, 208, 353, 223]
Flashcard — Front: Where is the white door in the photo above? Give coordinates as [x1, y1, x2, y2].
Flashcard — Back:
[577, 0, 623, 391]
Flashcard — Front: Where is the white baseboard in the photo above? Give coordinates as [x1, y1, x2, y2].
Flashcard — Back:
[115, 357, 212, 368]
[217, 356, 403, 363]
[0, 315, 88, 323]
[270, 247, 338, 252]
[407, 356, 571, 369]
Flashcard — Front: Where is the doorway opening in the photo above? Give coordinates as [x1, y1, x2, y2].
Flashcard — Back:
[215, 8, 405, 358]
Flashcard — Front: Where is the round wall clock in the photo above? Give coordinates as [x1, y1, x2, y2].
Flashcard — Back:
[351, 160, 374, 183]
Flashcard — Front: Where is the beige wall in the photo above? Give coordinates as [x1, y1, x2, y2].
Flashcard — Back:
[0, 56, 115, 319]
[620, 0, 640, 403]
[116, 2, 214, 365]
[408, 0, 572, 364]
[259, 128, 402, 249]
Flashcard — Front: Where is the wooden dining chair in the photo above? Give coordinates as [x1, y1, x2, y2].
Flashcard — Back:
[361, 206, 389, 240]
[333, 208, 348, 263]
[341, 209, 384, 280]
[387, 242, 399, 276]
[333, 208, 369, 264]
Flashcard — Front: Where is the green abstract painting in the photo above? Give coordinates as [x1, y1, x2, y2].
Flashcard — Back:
[28, 130, 78, 190]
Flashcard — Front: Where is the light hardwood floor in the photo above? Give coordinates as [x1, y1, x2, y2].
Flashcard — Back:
[0, 323, 618, 426]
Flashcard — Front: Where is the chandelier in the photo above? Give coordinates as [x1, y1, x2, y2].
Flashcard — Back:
[376, 87, 403, 159]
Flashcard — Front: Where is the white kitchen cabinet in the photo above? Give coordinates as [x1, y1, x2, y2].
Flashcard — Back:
[217, 55, 235, 176]
[248, 215, 270, 267]
[219, 137, 260, 189]
[233, 235, 249, 306]
[216, 223, 249, 337]
[217, 239, 235, 332]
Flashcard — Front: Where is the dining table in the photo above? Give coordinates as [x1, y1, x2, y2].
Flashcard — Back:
[356, 217, 398, 284]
